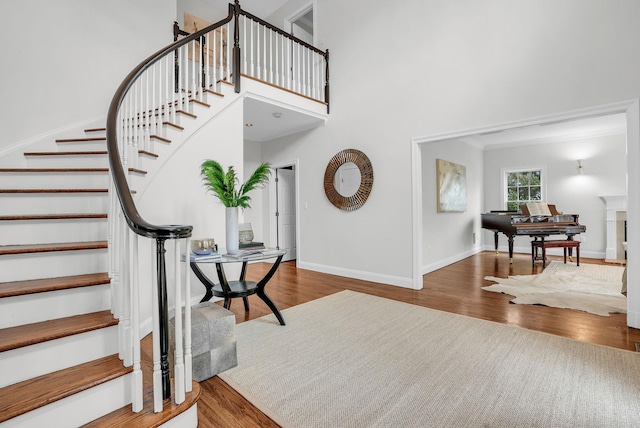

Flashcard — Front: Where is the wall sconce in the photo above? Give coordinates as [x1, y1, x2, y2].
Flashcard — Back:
[577, 160, 584, 174]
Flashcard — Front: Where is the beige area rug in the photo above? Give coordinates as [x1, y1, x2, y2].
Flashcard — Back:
[218, 290, 640, 427]
[483, 261, 627, 316]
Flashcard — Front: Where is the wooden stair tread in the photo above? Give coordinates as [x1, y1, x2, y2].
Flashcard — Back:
[24, 151, 108, 156]
[84, 380, 201, 427]
[0, 354, 130, 424]
[0, 168, 109, 172]
[0, 188, 108, 193]
[56, 137, 106, 143]
[204, 88, 224, 97]
[0, 213, 107, 221]
[0, 167, 145, 174]
[138, 150, 158, 158]
[0, 310, 117, 352]
[84, 128, 106, 133]
[0, 272, 110, 298]
[162, 121, 184, 131]
[189, 98, 211, 108]
[149, 135, 171, 143]
[0, 241, 108, 255]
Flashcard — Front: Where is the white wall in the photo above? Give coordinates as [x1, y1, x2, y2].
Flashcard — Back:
[261, 0, 640, 288]
[0, 0, 176, 152]
[483, 133, 627, 257]
[422, 140, 484, 270]
[136, 100, 245, 316]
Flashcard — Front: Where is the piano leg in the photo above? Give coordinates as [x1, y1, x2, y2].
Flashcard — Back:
[494, 232, 499, 254]
[508, 236, 514, 263]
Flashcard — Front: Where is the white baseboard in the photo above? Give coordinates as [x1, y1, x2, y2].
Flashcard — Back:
[296, 261, 414, 289]
[422, 247, 483, 275]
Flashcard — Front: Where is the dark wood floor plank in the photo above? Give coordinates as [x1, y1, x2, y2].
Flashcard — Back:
[191, 251, 639, 427]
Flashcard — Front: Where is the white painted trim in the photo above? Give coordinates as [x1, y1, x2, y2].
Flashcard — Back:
[500, 166, 547, 210]
[422, 247, 483, 275]
[267, 159, 300, 261]
[0, 115, 105, 158]
[284, 1, 316, 45]
[297, 261, 414, 289]
[411, 138, 423, 290]
[624, 100, 640, 328]
[411, 99, 639, 328]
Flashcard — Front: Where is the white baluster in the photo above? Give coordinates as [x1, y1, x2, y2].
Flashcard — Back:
[121, 227, 133, 367]
[286, 37, 291, 90]
[269, 29, 273, 84]
[191, 39, 196, 102]
[152, 241, 163, 412]
[204, 32, 210, 90]
[184, 237, 192, 392]
[173, 240, 185, 404]
[250, 19, 254, 77]
[131, 233, 143, 412]
[226, 23, 232, 82]
[242, 16, 247, 74]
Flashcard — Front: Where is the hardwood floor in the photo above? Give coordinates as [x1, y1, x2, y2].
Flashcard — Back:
[191, 251, 638, 427]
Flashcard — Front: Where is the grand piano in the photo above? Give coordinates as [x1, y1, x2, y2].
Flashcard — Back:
[481, 203, 586, 262]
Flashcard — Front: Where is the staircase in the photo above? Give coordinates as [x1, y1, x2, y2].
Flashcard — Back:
[0, 129, 130, 426]
[0, 77, 245, 425]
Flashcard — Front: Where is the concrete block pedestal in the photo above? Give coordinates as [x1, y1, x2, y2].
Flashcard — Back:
[170, 302, 237, 382]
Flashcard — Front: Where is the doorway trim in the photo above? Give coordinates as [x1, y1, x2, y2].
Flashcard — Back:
[268, 159, 300, 260]
[284, 1, 316, 45]
[411, 99, 640, 328]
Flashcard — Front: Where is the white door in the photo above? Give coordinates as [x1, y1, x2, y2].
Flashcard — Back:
[276, 168, 296, 261]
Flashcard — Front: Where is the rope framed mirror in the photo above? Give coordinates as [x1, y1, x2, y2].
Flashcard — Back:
[323, 149, 374, 211]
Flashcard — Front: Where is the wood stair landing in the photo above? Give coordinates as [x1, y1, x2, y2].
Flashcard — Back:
[0, 354, 131, 424]
[84, 380, 201, 427]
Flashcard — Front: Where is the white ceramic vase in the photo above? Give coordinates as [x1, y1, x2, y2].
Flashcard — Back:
[225, 206, 239, 254]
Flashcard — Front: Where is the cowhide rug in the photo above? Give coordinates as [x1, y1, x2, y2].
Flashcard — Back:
[483, 261, 626, 316]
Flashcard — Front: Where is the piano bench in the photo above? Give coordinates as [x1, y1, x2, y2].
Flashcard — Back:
[531, 239, 580, 268]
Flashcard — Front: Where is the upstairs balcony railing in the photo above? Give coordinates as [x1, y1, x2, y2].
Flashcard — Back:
[106, 0, 329, 414]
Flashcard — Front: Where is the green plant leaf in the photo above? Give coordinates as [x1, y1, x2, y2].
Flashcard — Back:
[200, 160, 271, 208]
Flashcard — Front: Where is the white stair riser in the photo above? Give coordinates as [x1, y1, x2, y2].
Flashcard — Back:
[0, 326, 119, 389]
[0, 172, 109, 189]
[24, 155, 109, 168]
[0, 283, 110, 329]
[53, 141, 107, 152]
[0, 249, 108, 282]
[0, 372, 131, 428]
[0, 218, 107, 245]
[0, 194, 109, 215]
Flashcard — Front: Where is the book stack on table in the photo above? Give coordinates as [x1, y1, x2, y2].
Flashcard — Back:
[239, 241, 265, 249]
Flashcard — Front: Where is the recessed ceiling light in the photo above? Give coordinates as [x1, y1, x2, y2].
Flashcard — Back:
[272, 112, 282, 118]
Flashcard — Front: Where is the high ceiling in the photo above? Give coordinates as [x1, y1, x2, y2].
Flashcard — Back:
[202, 0, 288, 18]
[461, 113, 626, 149]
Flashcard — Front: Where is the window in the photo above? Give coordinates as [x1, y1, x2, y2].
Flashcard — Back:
[504, 169, 543, 211]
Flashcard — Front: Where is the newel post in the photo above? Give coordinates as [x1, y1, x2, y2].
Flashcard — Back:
[233, 0, 241, 93]
[156, 238, 171, 400]
[324, 49, 330, 113]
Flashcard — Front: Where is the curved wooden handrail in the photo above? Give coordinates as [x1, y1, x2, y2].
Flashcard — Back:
[106, 7, 235, 239]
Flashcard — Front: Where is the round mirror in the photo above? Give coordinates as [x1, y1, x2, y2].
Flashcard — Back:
[334, 162, 361, 197]
[324, 149, 373, 211]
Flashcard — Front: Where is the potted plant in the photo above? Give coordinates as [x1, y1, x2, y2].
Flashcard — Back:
[200, 160, 271, 253]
